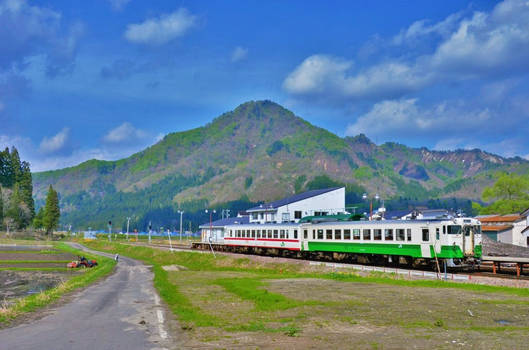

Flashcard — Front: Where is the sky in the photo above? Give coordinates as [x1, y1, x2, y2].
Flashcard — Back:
[1, 0, 529, 171]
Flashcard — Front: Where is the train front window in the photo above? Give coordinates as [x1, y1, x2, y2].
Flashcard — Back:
[463, 226, 471, 236]
[447, 225, 462, 234]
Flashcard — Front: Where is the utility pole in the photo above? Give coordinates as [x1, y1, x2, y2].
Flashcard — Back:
[126, 216, 131, 241]
[177, 210, 184, 242]
[148, 221, 152, 244]
[108, 221, 112, 242]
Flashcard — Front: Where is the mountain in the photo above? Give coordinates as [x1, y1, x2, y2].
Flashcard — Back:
[32, 100, 529, 230]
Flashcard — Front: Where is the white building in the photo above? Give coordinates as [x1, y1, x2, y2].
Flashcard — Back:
[478, 212, 529, 247]
[246, 187, 346, 224]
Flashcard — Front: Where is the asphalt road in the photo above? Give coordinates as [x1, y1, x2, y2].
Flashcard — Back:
[0, 243, 174, 350]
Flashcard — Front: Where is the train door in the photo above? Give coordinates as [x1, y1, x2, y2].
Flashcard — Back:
[420, 227, 431, 258]
[434, 226, 441, 254]
[463, 225, 474, 256]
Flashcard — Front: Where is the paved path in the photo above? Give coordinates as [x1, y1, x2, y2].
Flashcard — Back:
[0, 243, 174, 350]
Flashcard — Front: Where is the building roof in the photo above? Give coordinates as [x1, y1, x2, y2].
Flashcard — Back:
[479, 215, 523, 223]
[481, 225, 512, 232]
[199, 216, 249, 228]
[247, 187, 342, 212]
[383, 210, 412, 220]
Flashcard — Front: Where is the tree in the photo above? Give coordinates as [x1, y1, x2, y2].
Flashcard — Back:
[478, 173, 529, 215]
[0, 187, 3, 230]
[6, 184, 23, 229]
[33, 207, 45, 231]
[18, 161, 35, 223]
[43, 185, 60, 236]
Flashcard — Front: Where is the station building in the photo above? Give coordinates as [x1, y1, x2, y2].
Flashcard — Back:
[199, 187, 345, 243]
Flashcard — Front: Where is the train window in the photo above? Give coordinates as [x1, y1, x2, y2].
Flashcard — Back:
[443, 226, 446, 234]
[385, 229, 393, 241]
[407, 229, 412, 241]
[436, 228, 440, 240]
[344, 229, 351, 240]
[335, 229, 342, 240]
[422, 229, 429, 242]
[373, 229, 382, 240]
[317, 229, 324, 239]
[256, 230, 260, 238]
[295, 211, 302, 219]
[294, 230, 298, 239]
[304, 230, 308, 239]
[447, 225, 462, 234]
[326, 229, 333, 240]
[268, 230, 272, 238]
[312, 230, 316, 239]
[396, 229, 405, 241]
[252, 230, 256, 238]
[280, 230, 285, 239]
[363, 229, 371, 240]
[353, 229, 361, 240]
[272, 230, 278, 238]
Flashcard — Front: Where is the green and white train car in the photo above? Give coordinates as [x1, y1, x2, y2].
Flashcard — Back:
[201, 217, 482, 266]
[301, 217, 482, 264]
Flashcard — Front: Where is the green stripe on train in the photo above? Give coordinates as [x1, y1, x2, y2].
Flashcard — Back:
[308, 242, 465, 258]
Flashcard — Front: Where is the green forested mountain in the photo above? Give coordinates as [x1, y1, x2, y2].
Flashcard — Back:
[32, 100, 529, 231]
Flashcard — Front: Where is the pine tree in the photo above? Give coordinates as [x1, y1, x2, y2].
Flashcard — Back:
[43, 185, 60, 235]
[10, 147, 21, 184]
[7, 184, 24, 230]
[19, 161, 35, 223]
[33, 207, 45, 230]
[0, 187, 3, 230]
[0, 147, 14, 188]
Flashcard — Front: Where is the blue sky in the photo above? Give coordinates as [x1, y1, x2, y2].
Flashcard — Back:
[1, 0, 529, 171]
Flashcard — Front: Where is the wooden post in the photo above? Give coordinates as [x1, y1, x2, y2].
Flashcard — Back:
[516, 263, 521, 278]
[492, 262, 497, 274]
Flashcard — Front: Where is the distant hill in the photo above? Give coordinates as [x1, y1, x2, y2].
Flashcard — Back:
[32, 100, 529, 230]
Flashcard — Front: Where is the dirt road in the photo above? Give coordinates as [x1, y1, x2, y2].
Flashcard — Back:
[0, 243, 175, 350]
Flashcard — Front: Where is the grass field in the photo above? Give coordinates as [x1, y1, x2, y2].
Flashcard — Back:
[83, 240, 529, 349]
[0, 241, 116, 325]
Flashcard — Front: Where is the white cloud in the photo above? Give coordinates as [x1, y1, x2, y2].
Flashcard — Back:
[0, 0, 82, 76]
[283, 55, 430, 101]
[103, 122, 147, 144]
[108, 0, 131, 11]
[124, 8, 196, 45]
[231, 46, 248, 62]
[39, 127, 70, 154]
[392, 12, 462, 45]
[346, 98, 491, 137]
[284, 0, 529, 102]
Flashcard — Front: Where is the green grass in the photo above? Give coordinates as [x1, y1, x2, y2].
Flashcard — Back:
[0, 260, 71, 264]
[0, 267, 71, 271]
[0, 242, 116, 324]
[80, 239, 529, 346]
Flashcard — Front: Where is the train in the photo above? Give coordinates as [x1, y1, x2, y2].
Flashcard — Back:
[195, 216, 482, 268]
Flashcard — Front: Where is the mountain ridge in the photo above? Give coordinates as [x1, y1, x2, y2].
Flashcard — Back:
[32, 100, 529, 229]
